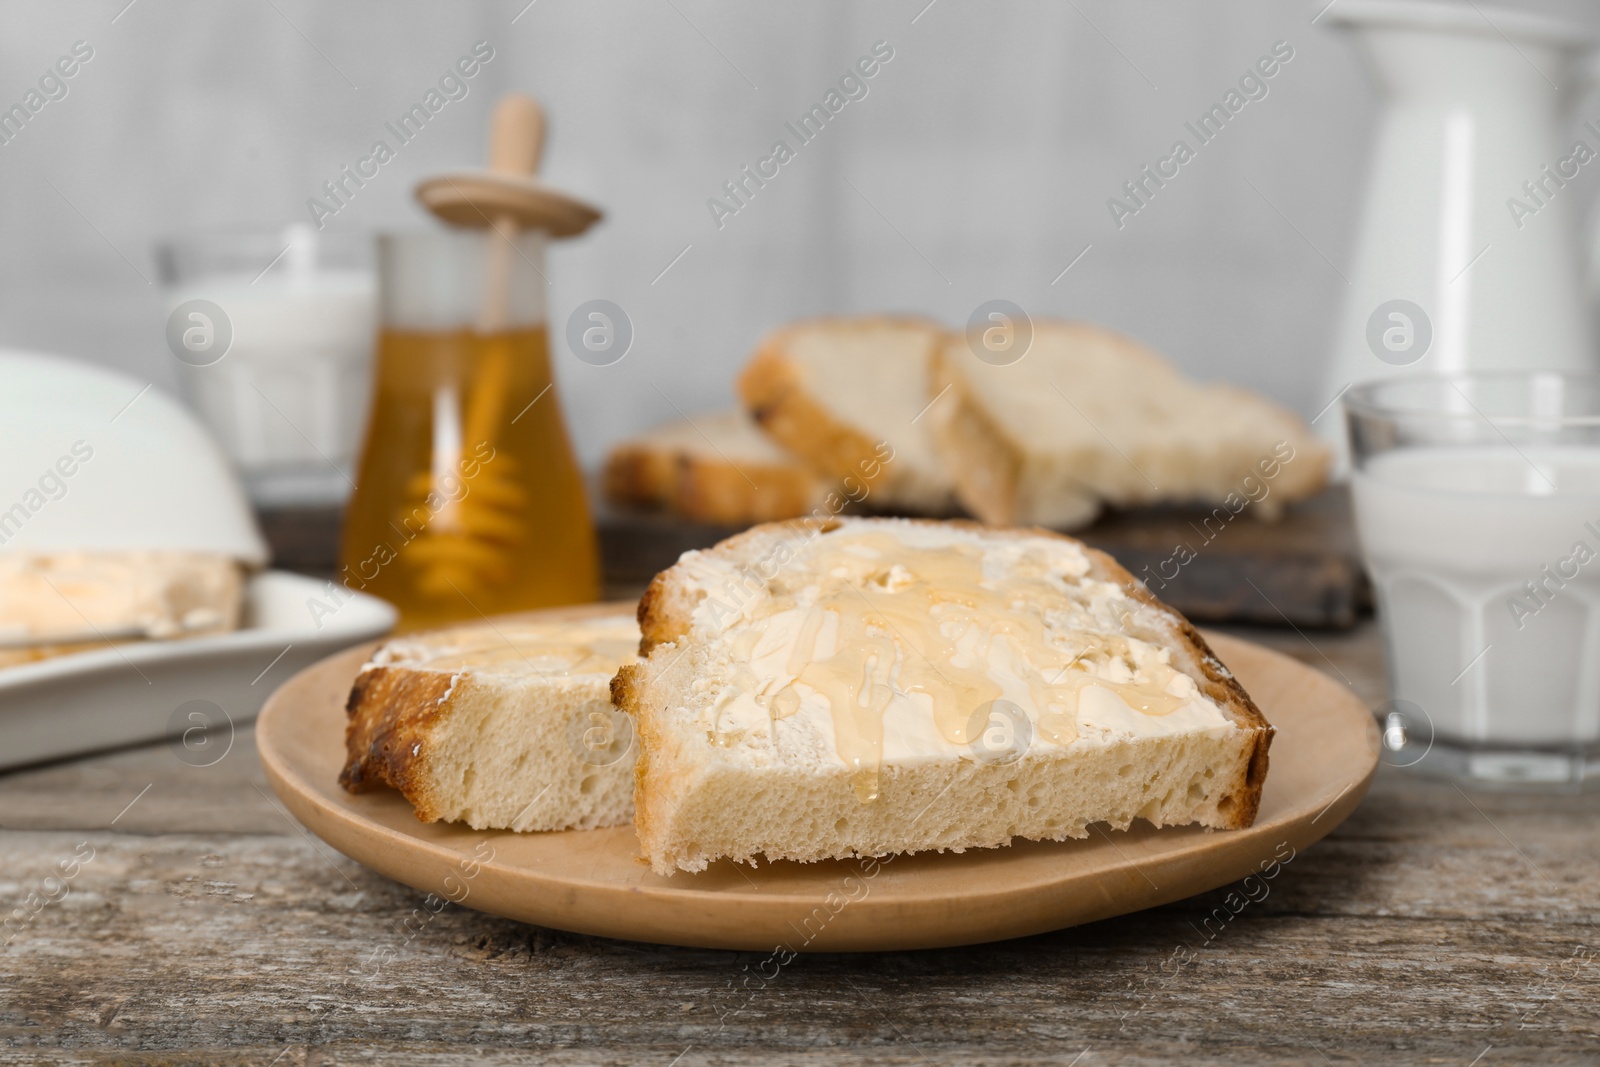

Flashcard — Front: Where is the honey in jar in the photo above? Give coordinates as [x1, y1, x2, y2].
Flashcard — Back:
[340, 228, 598, 631]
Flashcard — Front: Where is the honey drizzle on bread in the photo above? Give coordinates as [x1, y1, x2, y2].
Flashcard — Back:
[615, 518, 1274, 874]
[714, 530, 1186, 801]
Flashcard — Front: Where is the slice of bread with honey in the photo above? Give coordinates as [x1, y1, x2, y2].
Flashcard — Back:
[612, 517, 1272, 875]
[925, 320, 1329, 528]
[603, 410, 822, 525]
[341, 608, 639, 831]
[738, 317, 957, 515]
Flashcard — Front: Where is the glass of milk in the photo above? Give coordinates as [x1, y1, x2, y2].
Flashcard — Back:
[158, 225, 376, 506]
[1346, 373, 1600, 789]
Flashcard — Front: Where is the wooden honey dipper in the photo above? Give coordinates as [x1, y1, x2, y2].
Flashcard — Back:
[404, 95, 601, 600]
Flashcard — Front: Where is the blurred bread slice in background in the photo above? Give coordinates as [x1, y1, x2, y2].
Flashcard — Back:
[926, 320, 1329, 528]
[738, 317, 957, 515]
[603, 410, 821, 525]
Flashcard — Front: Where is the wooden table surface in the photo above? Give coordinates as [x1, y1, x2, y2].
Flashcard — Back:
[3, 620, 1598, 1065]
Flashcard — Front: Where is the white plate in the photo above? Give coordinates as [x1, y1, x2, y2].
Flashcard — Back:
[0, 570, 394, 769]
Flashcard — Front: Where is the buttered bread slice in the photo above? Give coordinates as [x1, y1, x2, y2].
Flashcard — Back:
[342, 611, 640, 831]
[613, 517, 1271, 875]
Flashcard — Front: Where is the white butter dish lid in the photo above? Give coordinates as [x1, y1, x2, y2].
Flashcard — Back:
[0, 349, 270, 566]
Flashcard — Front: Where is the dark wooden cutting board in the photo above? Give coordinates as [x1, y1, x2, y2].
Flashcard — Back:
[596, 487, 1368, 629]
[257, 488, 1368, 629]
[1072, 487, 1367, 627]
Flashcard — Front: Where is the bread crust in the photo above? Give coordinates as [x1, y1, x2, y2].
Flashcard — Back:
[609, 661, 660, 859]
[604, 438, 820, 526]
[633, 569, 678, 656]
[926, 347, 1026, 525]
[601, 443, 677, 512]
[737, 315, 950, 511]
[1078, 539, 1273, 827]
[676, 459, 815, 526]
[341, 603, 641, 827]
[339, 664, 457, 821]
[616, 517, 1273, 845]
[739, 332, 878, 484]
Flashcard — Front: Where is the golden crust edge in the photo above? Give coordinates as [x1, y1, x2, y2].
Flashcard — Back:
[339, 664, 458, 823]
[1078, 540, 1273, 829]
[736, 315, 945, 502]
[603, 436, 821, 525]
[926, 346, 1024, 525]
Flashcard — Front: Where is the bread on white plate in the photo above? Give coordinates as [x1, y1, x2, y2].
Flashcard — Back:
[341, 609, 640, 831]
[612, 516, 1273, 876]
[738, 317, 957, 515]
[924, 320, 1329, 528]
[603, 410, 822, 525]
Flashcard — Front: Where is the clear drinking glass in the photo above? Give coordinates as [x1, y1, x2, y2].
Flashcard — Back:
[157, 224, 375, 505]
[1345, 372, 1600, 789]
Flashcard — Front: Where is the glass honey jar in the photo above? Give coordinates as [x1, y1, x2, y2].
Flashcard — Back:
[339, 95, 601, 631]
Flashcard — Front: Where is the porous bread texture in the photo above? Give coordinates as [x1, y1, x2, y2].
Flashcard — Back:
[737, 317, 958, 515]
[341, 613, 639, 832]
[613, 518, 1273, 876]
[924, 319, 1330, 528]
[603, 410, 822, 524]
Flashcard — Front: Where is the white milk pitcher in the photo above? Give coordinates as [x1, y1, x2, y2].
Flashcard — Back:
[1319, 1, 1599, 457]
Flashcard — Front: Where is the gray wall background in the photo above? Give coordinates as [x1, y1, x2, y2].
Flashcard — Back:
[3, 0, 1599, 468]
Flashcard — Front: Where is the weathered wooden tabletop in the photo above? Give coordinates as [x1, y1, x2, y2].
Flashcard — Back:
[3, 620, 1597, 1065]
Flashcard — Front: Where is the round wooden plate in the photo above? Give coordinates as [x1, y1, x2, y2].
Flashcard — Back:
[257, 605, 1379, 952]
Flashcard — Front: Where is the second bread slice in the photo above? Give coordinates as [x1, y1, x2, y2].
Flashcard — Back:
[341, 610, 640, 831]
[926, 320, 1329, 527]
